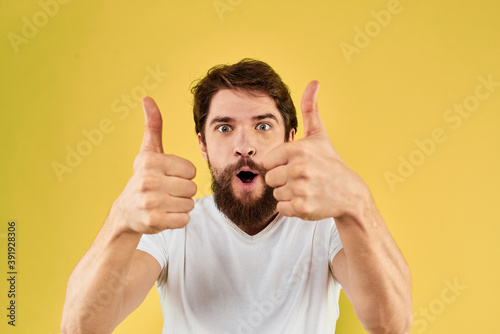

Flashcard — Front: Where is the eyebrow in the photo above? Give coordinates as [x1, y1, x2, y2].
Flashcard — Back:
[209, 113, 279, 126]
[253, 113, 279, 123]
[209, 116, 233, 126]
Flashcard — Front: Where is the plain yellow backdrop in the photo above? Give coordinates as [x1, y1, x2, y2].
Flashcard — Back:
[1, 0, 499, 333]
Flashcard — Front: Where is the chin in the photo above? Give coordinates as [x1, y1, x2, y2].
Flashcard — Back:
[232, 180, 265, 202]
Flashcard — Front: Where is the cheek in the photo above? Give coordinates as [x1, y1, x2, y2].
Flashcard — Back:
[207, 142, 224, 157]
[206, 143, 227, 168]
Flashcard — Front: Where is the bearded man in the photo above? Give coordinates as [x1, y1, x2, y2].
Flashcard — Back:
[61, 59, 412, 334]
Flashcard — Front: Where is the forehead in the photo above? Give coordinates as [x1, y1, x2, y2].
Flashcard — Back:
[207, 89, 282, 122]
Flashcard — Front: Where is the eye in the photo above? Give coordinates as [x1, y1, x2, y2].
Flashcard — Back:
[257, 123, 271, 131]
[217, 125, 232, 133]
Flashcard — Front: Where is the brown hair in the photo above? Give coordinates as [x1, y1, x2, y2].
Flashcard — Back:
[191, 58, 297, 144]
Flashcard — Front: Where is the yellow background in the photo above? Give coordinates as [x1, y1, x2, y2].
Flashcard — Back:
[1, 0, 499, 333]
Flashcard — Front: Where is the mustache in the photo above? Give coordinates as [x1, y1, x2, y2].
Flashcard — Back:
[227, 157, 269, 177]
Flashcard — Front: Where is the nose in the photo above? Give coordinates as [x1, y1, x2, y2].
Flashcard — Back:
[233, 131, 256, 157]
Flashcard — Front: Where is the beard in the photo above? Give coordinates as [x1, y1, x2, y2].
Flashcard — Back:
[209, 157, 278, 232]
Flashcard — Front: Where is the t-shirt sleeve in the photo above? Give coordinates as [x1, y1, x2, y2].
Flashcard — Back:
[329, 218, 343, 262]
[136, 231, 169, 270]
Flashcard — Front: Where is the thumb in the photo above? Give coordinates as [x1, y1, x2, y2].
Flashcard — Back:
[140, 96, 164, 153]
[301, 80, 325, 137]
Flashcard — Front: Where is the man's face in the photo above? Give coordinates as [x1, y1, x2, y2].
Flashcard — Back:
[198, 89, 294, 228]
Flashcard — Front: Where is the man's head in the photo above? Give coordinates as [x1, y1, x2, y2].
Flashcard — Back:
[192, 58, 297, 145]
[191, 59, 297, 232]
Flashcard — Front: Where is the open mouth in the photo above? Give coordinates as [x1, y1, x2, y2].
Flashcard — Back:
[236, 171, 257, 184]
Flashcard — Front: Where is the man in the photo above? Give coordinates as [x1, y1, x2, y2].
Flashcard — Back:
[61, 59, 412, 333]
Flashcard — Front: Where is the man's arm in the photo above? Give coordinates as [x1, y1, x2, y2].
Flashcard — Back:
[61, 223, 160, 333]
[61, 97, 197, 333]
[331, 210, 412, 333]
[264, 81, 412, 333]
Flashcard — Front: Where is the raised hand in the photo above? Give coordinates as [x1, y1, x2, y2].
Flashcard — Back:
[111, 97, 197, 234]
[263, 81, 369, 221]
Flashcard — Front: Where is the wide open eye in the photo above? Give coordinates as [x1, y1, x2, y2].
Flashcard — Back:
[217, 125, 232, 133]
[257, 123, 271, 131]
[237, 171, 257, 183]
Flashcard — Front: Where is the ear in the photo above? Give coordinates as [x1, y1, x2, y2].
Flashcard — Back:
[288, 128, 295, 142]
[198, 133, 208, 161]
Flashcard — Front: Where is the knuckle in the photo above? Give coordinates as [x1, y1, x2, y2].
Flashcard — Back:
[144, 211, 162, 231]
[291, 164, 310, 179]
[294, 179, 314, 197]
[145, 154, 161, 169]
[138, 176, 158, 192]
[140, 195, 159, 211]
[292, 186, 307, 197]
[169, 213, 190, 229]
[292, 200, 309, 216]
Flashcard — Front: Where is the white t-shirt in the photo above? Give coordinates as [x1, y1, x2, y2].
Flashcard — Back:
[137, 195, 344, 334]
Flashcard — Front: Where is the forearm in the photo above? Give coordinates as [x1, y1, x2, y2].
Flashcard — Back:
[61, 208, 142, 334]
[336, 202, 412, 333]
[60, 96, 195, 333]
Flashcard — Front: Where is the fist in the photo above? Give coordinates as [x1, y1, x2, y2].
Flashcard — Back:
[111, 97, 197, 234]
[264, 81, 369, 221]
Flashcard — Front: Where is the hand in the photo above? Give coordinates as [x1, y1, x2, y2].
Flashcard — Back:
[263, 81, 369, 221]
[111, 97, 197, 234]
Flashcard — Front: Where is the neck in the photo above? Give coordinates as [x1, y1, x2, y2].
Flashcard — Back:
[233, 211, 279, 236]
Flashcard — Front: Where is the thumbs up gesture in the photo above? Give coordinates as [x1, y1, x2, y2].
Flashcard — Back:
[263, 81, 369, 221]
[111, 97, 197, 234]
